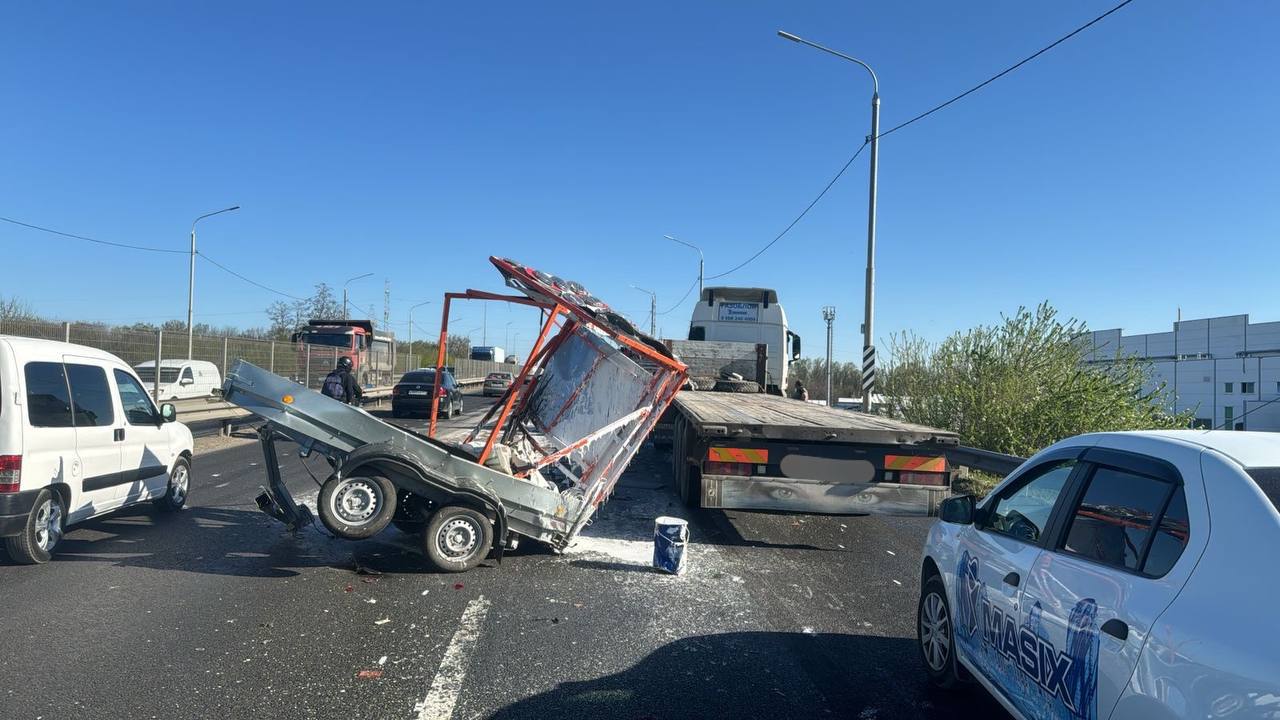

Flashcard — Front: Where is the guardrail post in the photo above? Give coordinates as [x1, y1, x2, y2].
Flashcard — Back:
[63, 322, 71, 343]
[222, 336, 229, 377]
[153, 330, 163, 402]
[305, 348, 312, 389]
[269, 341, 275, 373]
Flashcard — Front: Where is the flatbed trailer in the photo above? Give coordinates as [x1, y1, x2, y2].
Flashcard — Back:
[666, 384, 963, 516]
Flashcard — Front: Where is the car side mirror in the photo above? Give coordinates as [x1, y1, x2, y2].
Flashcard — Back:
[180, 377, 194, 386]
[159, 403, 177, 424]
[939, 494, 976, 525]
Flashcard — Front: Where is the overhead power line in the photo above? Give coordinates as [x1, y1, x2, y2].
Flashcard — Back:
[0, 216, 186, 254]
[707, 0, 1139, 280]
[197, 253, 305, 301]
[657, 276, 702, 315]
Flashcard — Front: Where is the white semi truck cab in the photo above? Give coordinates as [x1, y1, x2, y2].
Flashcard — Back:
[687, 287, 800, 395]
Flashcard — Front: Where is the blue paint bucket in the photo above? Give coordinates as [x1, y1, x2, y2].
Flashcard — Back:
[653, 516, 689, 575]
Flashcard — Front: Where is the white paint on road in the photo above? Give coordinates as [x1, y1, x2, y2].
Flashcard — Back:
[215, 482, 230, 488]
[415, 595, 491, 720]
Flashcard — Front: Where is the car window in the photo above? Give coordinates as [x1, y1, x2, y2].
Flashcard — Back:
[181, 367, 194, 381]
[1141, 486, 1189, 576]
[65, 364, 115, 427]
[1062, 466, 1175, 573]
[1247, 468, 1280, 515]
[24, 362, 74, 428]
[114, 370, 159, 425]
[982, 460, 1075, 543]
[401, 371, 436, 384]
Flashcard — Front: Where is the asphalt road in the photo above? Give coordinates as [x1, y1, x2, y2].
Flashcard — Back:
[0, 389, 1007, 719]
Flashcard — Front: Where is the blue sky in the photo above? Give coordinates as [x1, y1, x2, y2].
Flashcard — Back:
[2, 1, 1277, 361]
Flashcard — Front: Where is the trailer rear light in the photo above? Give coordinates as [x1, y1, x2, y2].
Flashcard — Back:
[0, 455, 20, 493]
[704, 460, 753, 477]
[897, 471, 947, 487]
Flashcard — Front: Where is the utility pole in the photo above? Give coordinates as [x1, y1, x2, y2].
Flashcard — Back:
[383, 279, 391, 329]
[343, 272, 373, 318]
[778, 30, 880, 412]
[822, 306, 836, 405]
[631, 286, 657, 336]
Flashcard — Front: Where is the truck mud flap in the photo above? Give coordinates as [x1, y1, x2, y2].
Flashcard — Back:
[254, 426, 315, 531]
[700, 474, 948, 516]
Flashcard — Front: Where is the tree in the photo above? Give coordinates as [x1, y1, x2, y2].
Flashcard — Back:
[0, 295, 38, 323]
[446, 334, 471, 360]
[880, 302, 1191, 458]
[309, 283, 343, 320]
[788, 357, 862, 402]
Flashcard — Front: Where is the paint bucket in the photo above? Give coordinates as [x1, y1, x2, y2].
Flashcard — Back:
[653, 516, 689, 575]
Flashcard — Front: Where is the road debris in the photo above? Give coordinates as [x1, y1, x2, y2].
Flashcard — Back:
[356, 670, 383, 680]
[374, 618, 390, 625]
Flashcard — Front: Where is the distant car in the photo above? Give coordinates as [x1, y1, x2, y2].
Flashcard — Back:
[392, 369, 462, 419]
[918, 430, 1280, 720]
[483, 371, 514, 397]
[134, 359, 221, 400]
[0, 336, 194, 564]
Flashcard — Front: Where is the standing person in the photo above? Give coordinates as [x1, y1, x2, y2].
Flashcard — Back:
[791, 380, 809, 402]
[322, 356, 363, 405]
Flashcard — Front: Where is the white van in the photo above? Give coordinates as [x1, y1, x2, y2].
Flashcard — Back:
[0, 337, 195, 564]
[134, 359, 221, 400]
[687, 287, 802, 395]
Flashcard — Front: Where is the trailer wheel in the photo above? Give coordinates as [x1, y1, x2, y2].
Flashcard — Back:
[318, 474, 397, 539]
[422, 506, 492, 573]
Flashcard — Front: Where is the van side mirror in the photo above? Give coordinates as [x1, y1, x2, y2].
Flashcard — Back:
[159, 403, 177, 424]
[791, 334, 801, 360]
[180, 377, 194, 386]
[939, 494, 975, 524]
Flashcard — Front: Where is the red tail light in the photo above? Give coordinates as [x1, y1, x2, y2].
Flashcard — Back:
[438, 386, 449, 398]
[704, 461, 752, 477]
[898, 471, 947, 487]
[0, 455, 21, 493]
[393, 385, 404, 396]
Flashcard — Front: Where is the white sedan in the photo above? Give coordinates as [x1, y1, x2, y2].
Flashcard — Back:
[918, 430, 1280, 720]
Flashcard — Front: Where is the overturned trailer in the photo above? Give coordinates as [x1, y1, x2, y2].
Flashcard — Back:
[223, 257, 687, 572]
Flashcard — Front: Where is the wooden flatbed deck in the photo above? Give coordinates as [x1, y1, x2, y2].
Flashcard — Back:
[672, 391, 959, 445]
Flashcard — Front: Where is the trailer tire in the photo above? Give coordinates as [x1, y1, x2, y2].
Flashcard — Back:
[713, 379, 759, 394]
[422, 506, 492, 573]
[318, 474, 397, 539]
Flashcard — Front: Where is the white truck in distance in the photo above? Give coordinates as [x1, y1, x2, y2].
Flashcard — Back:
[687, 287, 800, 396]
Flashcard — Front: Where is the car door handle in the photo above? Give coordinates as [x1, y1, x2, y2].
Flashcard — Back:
[114, 428, 125, 442]
[1002, 572, 1020, 588]
[1101, 618, 1129, 641]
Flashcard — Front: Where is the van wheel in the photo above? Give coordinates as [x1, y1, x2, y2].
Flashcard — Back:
[5, 488, 64, 564]
[919, 574, 960, 689]
[422, 506, 492, 573]
[318, 474, 397, 539]
[154, 457, 191, 512]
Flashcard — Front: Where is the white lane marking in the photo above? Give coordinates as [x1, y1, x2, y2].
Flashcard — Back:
[415, 595, 491, 720]
[215, 482, 230, 488]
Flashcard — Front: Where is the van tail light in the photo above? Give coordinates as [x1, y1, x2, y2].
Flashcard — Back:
[704, 461, 753, 477]
[0, 455, 21, 493]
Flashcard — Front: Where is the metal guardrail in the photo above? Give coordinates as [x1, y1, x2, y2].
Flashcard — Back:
[178, 378, 486, 436]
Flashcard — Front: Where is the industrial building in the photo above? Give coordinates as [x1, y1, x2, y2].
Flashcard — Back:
[1083, 314, 1280, 432]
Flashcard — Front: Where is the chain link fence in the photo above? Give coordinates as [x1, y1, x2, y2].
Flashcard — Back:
[0, 318, 511, 398]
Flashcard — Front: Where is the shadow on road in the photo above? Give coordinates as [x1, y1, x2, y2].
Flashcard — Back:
[490, 630, 1007, 719]
[37, 505, 439, 578]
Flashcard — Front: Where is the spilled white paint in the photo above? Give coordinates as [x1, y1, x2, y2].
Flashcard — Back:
[415, 595, 491, 720]
[566, 535, 652, 567]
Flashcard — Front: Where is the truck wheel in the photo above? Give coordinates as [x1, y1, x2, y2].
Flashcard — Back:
[5, 488, 64, 564]
[318, 474, 397, 539]
[422, 506, 492, 573]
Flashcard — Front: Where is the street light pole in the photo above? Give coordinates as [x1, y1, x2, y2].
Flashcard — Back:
[822, 306, 836, 405]
[778, 30, 881, 412]
[664, 234, 704, 298]
[631, 286, 657, 336]
[504, 321, 513, 350]
[187, 205, 240, 359]
[343, 272, 373, 318]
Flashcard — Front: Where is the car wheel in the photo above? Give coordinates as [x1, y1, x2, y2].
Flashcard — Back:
[5, 488, 64, 564]
[456, 398, 463, 415]
[422, 506, 492, 573]
[153, 457, 191, 512]
[318, 474, 397, 539]
[919, 574, 960, 689]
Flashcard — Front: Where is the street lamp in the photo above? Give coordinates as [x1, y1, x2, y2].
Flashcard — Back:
[343, 272, 373, 318]
[631, 285, 657, 336]
[778, 29, 881, 412]
[408, 300, 432, 365]
[187, 205, 240, 359]
[504, 321, 514, 350]
[664, 234, 704, 298]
